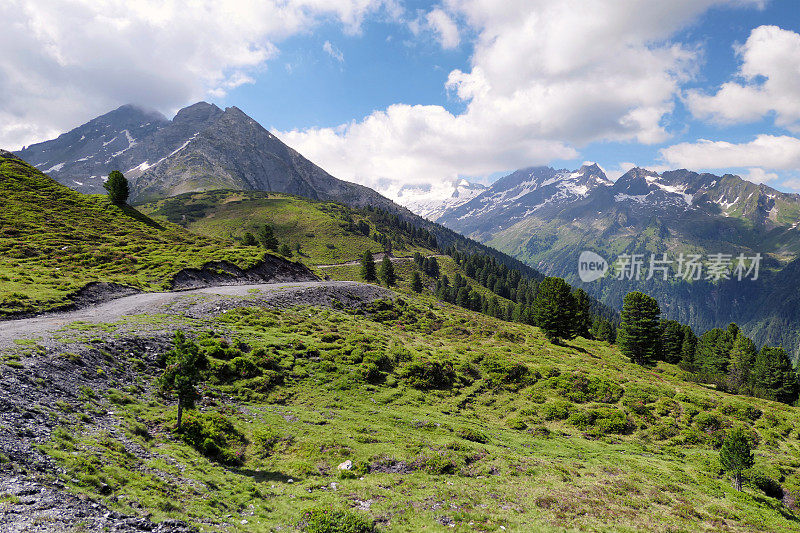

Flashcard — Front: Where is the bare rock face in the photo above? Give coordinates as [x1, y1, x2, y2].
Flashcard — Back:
[13, 103, 405, 216]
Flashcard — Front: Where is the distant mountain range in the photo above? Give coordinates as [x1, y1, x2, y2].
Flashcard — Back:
[411, 163, 800, 358]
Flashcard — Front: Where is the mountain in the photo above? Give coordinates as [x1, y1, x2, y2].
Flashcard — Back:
[0, 150, 299, 315]
[436, 164, 613, 239]
[423, 163, 800, 358]
[15, 102, 407, 213]
[397, 179, 487, 220]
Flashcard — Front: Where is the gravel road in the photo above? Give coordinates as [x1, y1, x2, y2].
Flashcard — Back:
[0, 281, 389, 346]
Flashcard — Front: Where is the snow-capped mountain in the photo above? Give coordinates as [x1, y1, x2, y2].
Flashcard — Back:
[435, 163, 614, 238]
[15, 103, 222, 192]
[14, 102, 411, 214]
[398, 179, 487, 220]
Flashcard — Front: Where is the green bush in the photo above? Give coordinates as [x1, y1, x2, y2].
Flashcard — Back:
[302, 507, 374, 533]
[424, 452, 459, 475]
[550, 373, 623, 403]
[457, 427, 488, 443]
[541, 400, 572, 421]
[695, 412, 726, 433]
[180, 411, 245, 465]
[482, 355, 531, 388]
[400, 359, 456, 390]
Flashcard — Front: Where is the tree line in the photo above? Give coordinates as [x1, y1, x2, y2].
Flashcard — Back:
[615, 291, 799, 405]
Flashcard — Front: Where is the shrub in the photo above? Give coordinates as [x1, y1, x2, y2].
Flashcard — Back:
[550, 373, 623, 403]
[507, 418, 528, 430]
[457, 427, 488, 443]
[400, 359, 456, 390]
[541, 400, 572, 421]
[424, 452, 459, 475]
[180, 411, 245, 465]
[747, 470, 784, 499]
[302, 507, 374, 533]
[695, 412, 726, 433]
[482, 355, 531, 388]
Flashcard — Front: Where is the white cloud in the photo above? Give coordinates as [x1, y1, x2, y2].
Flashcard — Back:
[323, 41, 344, 62]
[660, 135, 800, 171]
[0, 0, 395, 149]
[284, 0, 763, 197]
[686, 25, 800, 130]
[744, 167, 780, 183]
[426, 8, 460, 49]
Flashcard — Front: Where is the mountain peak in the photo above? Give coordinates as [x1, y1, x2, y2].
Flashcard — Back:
[173, 101, 222, 124]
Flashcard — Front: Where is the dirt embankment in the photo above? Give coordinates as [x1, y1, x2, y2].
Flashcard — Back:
[1, 254, 320, 321]
[171, 255, 318, 291]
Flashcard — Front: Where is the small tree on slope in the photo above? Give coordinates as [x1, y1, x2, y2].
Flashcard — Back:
[379, 255, 396, 286]
[720, 427, 754, 491]
[159, 332, 206, 431]
[532, 277, 576, 344]
[361, 250, 377, 281]
[617, 291, 661, 366]
[104, 170, 129, 205]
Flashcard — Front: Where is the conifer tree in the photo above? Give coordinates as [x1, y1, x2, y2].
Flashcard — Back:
[158, 332, 206, 431]
[719, 427, 754, 491]
[411, 271, 423, 293]
[257, 224, 279, 250]
[532, 277, 576, 344]
[104, 170, 129, 205]
[679, 325, 697, 371]
[727, 333, 758, 393]
[660, 320, 684, 364]
[617, 291, 661, 366]
[379, 255, 396, 286]
[751, 346, 800, 404]
[360, 250, 377, 281]
[572, 288, 591, 338]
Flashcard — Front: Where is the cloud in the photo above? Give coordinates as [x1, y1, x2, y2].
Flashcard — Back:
[323, 41, 344, 62]
[426, 8, 460, 49]
[284, 0, 764, 197]
[0, 0, 395, 149]
[686, 25, 800, 130]
[659, 135, 800, 171]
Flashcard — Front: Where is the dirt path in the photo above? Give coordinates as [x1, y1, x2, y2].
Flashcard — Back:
[0, 281, 380, 345]
[316, 254, 446, 269]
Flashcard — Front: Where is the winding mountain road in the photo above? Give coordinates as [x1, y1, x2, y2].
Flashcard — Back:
[0, 281, 384, 346]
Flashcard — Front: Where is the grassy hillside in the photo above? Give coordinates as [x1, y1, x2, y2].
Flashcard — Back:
[31, 289, 800, 532]
[139, 191, 439, 266]
[0, 152, 265, 315]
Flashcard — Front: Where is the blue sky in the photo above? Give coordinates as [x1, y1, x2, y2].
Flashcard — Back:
[3, 0, 800, 200]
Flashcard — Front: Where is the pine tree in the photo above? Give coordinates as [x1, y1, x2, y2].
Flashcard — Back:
[158, 332, 206, 431]
[257, 225, 279, 250]
[727, 333, 758, 393]
[360, 250, 377, 281]
[696, 327, 736, 377]
[751, 346, 800, 404]
[572, 288, 591, 338]
[379, 255, 396, 286]
[660, 320, 684, 364]
[411, 271, 423, 293]
[719, 427, 754, 491]
[104, 170, 129, 205]
[278, 243, 293, 257]
[532, 277, 576, 344]
[242, 232, 257, 246]
[617, 291, 661, 366]
[679, 325, 697, 371]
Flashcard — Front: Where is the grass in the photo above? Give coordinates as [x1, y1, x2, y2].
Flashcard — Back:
[138, 190, 437, 266]
[0, 153, 272, 315]
[39, 294, 800, 532]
